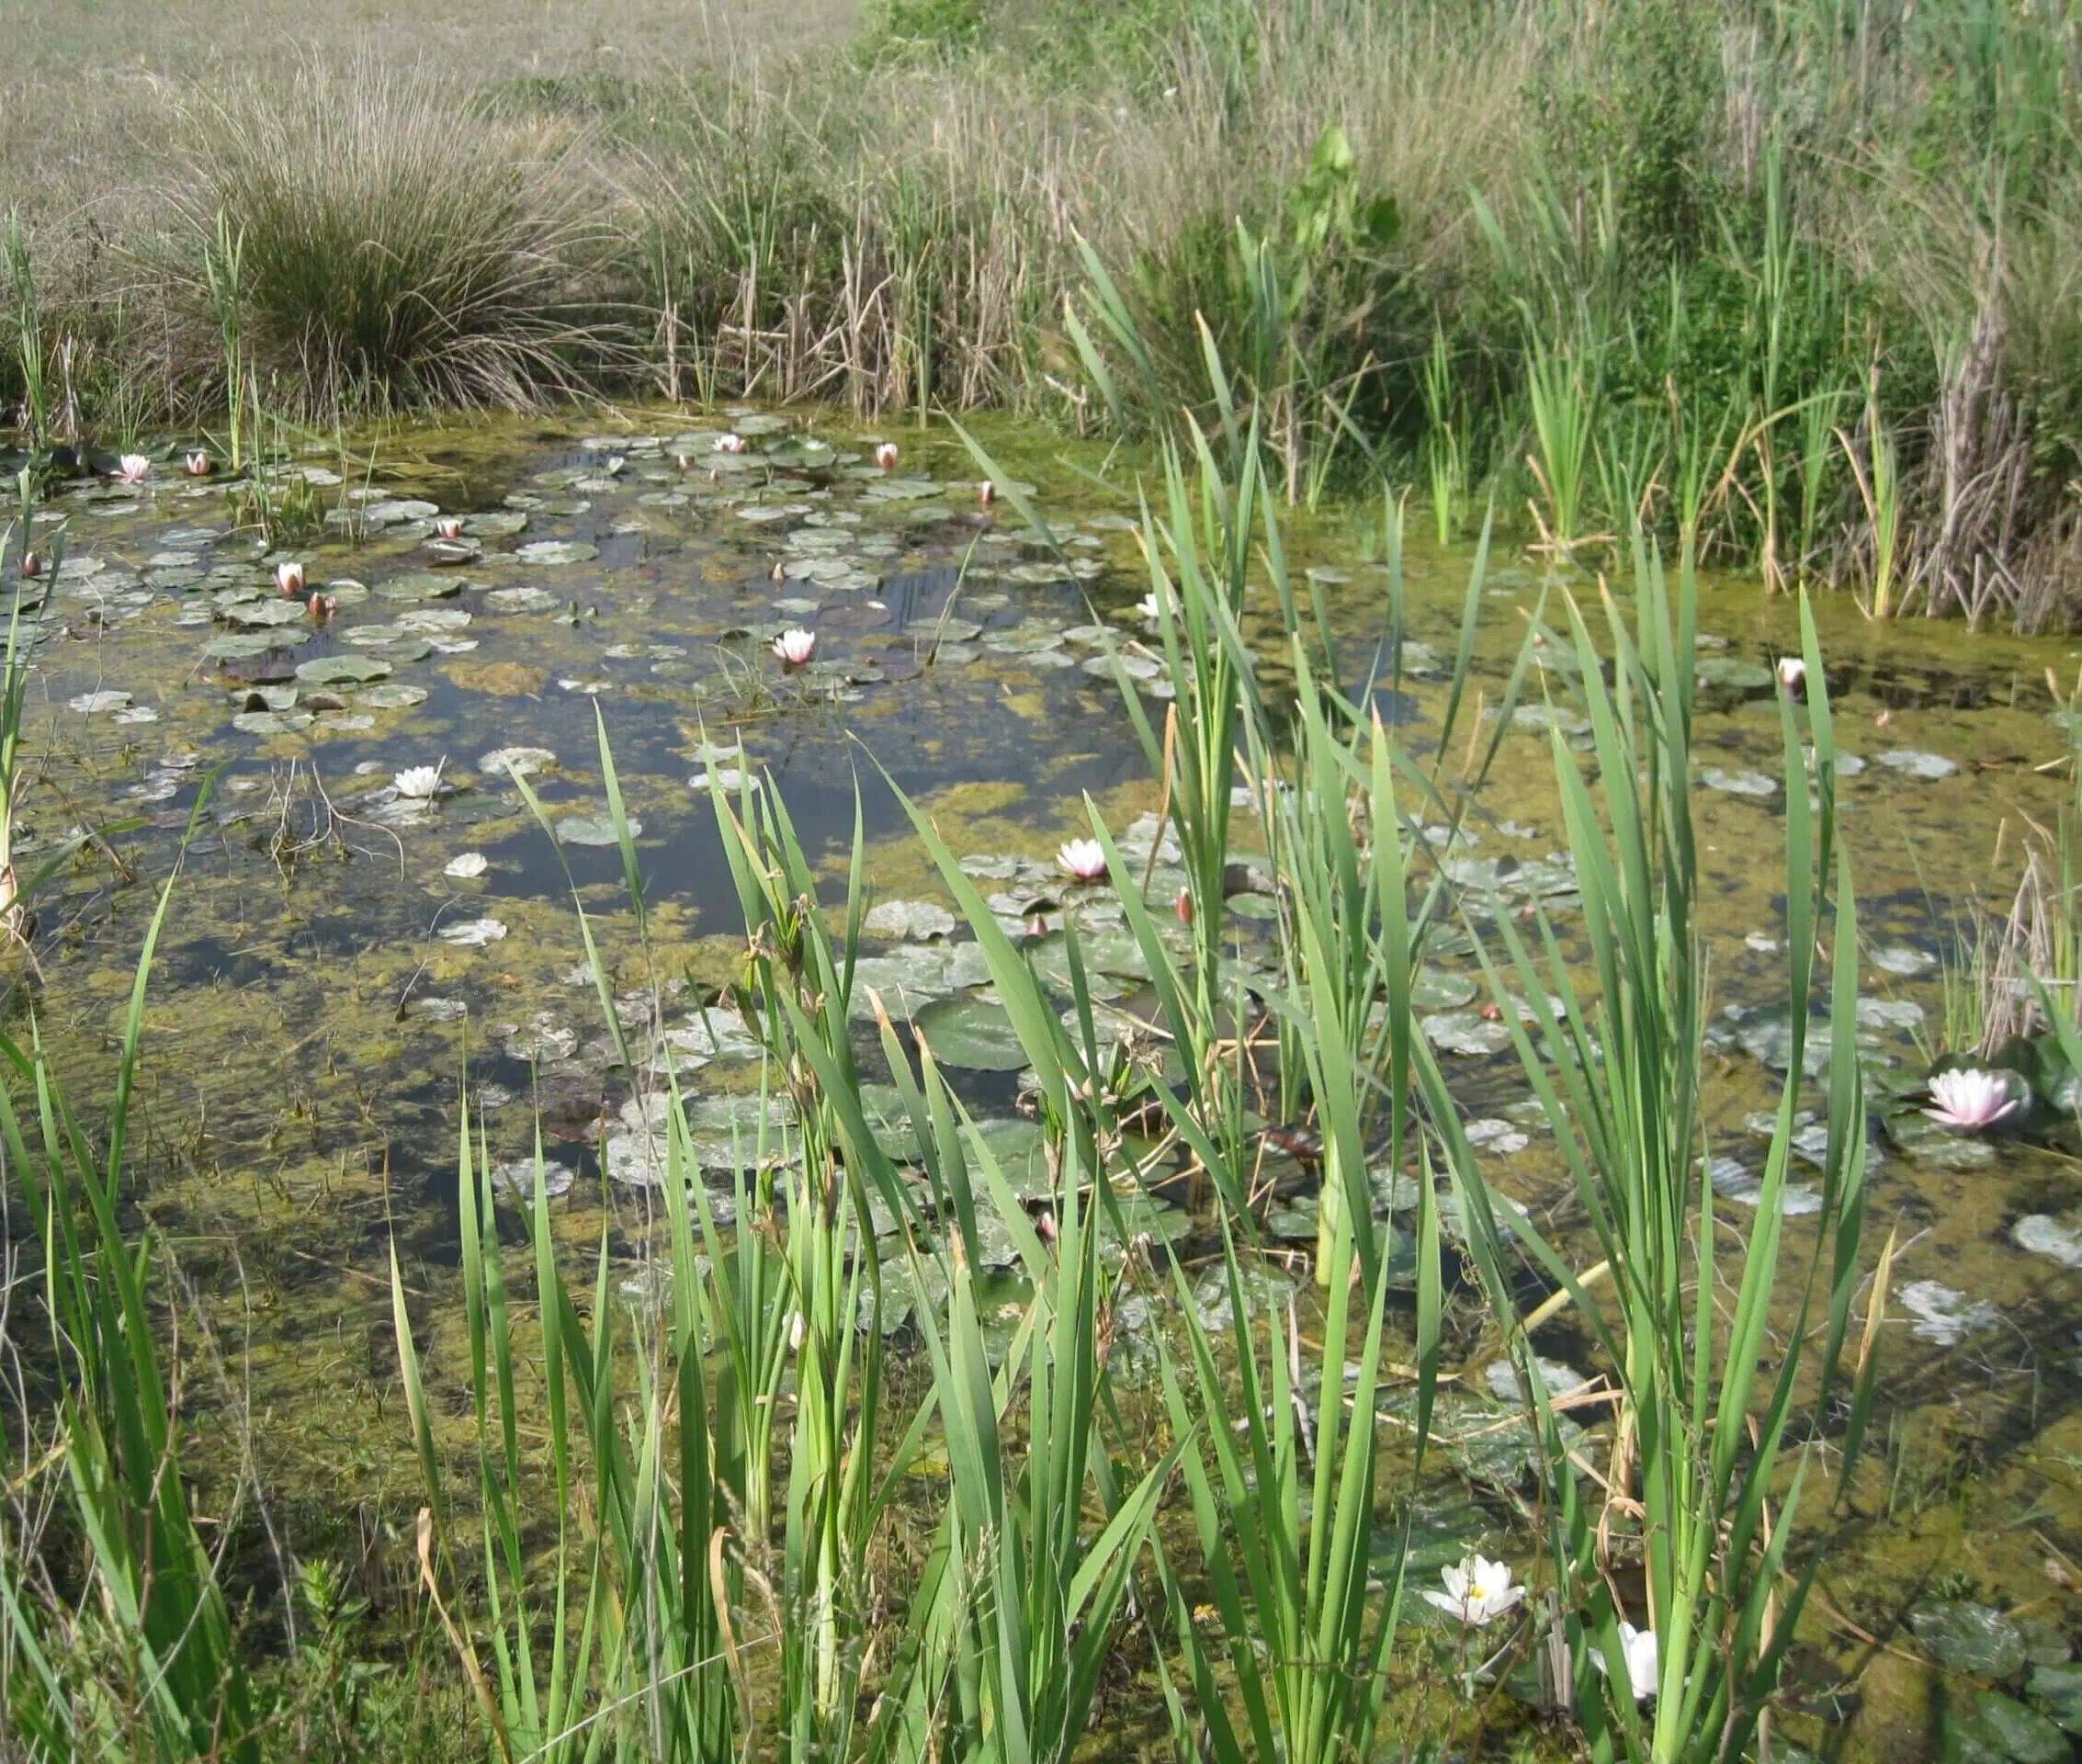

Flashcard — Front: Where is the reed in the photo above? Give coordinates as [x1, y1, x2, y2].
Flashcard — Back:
[1433, 547, 1889, 1764]
[0, 833, 261, 1762]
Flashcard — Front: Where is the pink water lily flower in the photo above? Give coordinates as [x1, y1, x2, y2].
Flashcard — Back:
[276, 560, 306, 597]
[978, 480, 996, 506]
[1058, 837, 1107, 881]
[875, 442, 900, 470]
[117, 454, 151, 484]
[772, 628, 817, 668]
[435, 515, 464, 540]
[1924, 1068, 2019, 1131]
[712, 433, 747, 454]
[185, 449, 213, 477]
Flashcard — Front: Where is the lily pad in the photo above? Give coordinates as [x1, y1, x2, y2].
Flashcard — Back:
[219, 598, 308, 628]
[204, 631, 298, 661]
[2012, 1215, 2082, 1268]
[913, 996, 1029, 1071]
[1694, 657, 1774, 691]
[484, 586, 560, 613]
[232, 709, 314, 735]
[1877, 749, 1959, 780]
[557, 814, 639, 846]
[439, 917, 509, 948]
[865, 899, 957, 941]
[1701, 766, 1779, 797]
[296, 653, 392, 686]
[1898, 1281, 2002, 1347]
[516, 540, 598, 565]
[2028, 1664, 2082, 1734]
[377, 572, 464, 602]
[356, 683, 429, 710]
[1969, 1694, 2069, 1764]
[1422, 1011, 1511, 1056]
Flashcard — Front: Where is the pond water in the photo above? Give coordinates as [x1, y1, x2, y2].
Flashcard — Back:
[6, 407, 2082, 1758]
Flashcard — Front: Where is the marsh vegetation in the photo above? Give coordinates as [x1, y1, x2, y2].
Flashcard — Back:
[3, 5, 2082, 1764]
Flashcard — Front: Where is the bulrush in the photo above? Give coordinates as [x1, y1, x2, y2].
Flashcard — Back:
[185, 449, 213, 477]
[276, 560, 306, 597]
[874, 441, 900, 470]
[1777, 655, 1805, 697]
[116, 453, 151, 484]
[1924, 1068, 2020, 1131]
[712, 433, 747, 454]
[435, 515, 465, 540]
[772, 628, 817, 668]
[978, 480, 995, 507]
[1057, 836, 1106, 881]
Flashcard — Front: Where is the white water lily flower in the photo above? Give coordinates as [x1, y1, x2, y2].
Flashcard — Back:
[712, 433, 747, 454]
[772, 628, 817, 667]
[1776, 655, 1805, 694]
[117, 453, 151, 484]
[445, 852, 488, 879]
[435, 515, 465, 540]
[1421, 1555, 1523, 1627]
[1925, 1068, 2019, 1131]
[393, 764, 444, 800]
[185, 449, 213, 477]
[874, 441, 900, 470]
[1135, 594, 1166, 621]
[1057, 837, 1107, 881]
[978, 480, 996, 506]
[276, 560, 306, 597]
[1592, 1622, 1659, 1702]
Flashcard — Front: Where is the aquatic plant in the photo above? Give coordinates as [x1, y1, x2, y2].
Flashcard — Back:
[771, 626, 817, 666]
[1055, 835, 1105, 879]
[1924, 1067, 2020, 1131]
[0, 844, 263, 1761]
[1435, 552, 1891, 1764]
[1423, 1555, 1525, 1628]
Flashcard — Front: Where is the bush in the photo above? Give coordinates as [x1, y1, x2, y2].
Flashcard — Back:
[173, 62, 619, 416]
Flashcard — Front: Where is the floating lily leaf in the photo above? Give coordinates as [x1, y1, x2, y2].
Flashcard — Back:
[356, 683, 429, 710]
[1913, 1603, 2027, 1678]
[205, 631, 296, 660]
[219, 598, 308, 628]
[557, 813, 639, 845]
[296, 653, 391, 687]
[484, 586, 560, 612]
[1693, 657, 1774, 691]
[378, 572, 465, 602]
[481, 744, 558, 777]
[232, 709, 313, 735]
[864, 899, 956, 941]
[1876, 748, 1959, 780]
[517, 540, 598, 565]
[439, 917, 509, 948]
[912, 996, 1030, 1070]
[1701, 766, 1779, 797]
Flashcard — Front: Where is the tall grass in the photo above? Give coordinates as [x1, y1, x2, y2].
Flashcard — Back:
[1435, 548, 1889, 1763]
[0, 832, 264, 1761]
[171, 62, 615, 417]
